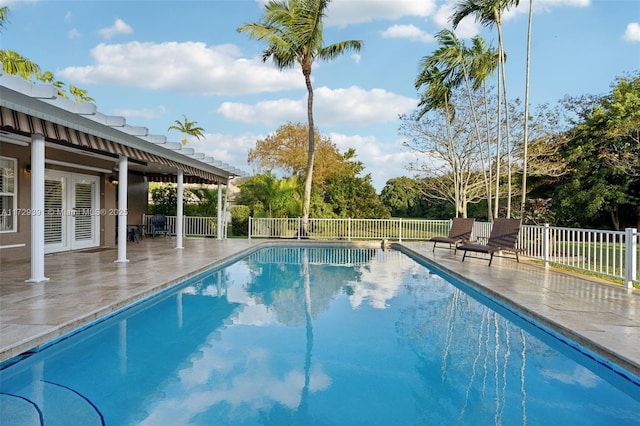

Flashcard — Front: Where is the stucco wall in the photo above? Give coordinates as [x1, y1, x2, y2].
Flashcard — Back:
[0, 141, 149, 263]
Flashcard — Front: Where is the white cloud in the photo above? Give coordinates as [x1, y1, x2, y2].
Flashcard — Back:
[324, 0, 437, 27]
[67, 28, 81, 39]
[98, 18, 133, 40]
[623, 22, 640, 42]
[196, 133, 257, 172]
[329, 133, 415, 190]
[381, 24, 433, 43]
[58, 41, 304, 96]
[253, 0, 436, 27]
[433, 2, 481, 39]
[315, 86, 416, 125]
[217, 86, 416, 127]
[536, 0, 590, 9]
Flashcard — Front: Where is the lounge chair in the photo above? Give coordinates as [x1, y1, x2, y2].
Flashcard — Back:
[457, 218, 521, 266]
[150, 214, 170, 238]
[429, 218, 475, 252]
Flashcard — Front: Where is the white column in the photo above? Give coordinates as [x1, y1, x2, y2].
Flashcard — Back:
[625, 228, 637, 289]
[217, 182, 223, 240]
[176, 170, 184, 249]
[115, 156, 129, 263]
[27, 133, 49, 282]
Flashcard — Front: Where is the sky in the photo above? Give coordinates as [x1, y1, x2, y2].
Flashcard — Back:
[1, 0, 639, 191]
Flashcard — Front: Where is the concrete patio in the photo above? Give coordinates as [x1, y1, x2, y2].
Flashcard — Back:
[1, 237, 638, 379]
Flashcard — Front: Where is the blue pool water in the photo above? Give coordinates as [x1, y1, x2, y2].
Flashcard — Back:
[1, 246, 639, 425]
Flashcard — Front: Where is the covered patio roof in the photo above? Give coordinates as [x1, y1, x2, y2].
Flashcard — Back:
[0, 72, 247, 183]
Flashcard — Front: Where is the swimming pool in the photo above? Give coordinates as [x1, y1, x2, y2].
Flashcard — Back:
[1, 246, 638, 425]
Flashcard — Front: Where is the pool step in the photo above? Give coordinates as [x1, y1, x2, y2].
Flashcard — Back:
[0, 380, 104, 426]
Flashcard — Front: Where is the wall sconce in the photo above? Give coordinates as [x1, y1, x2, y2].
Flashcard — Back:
[109, 176, 119, 185]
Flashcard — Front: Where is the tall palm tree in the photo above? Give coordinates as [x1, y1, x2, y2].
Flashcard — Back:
[520, 0, 534, 218]
[238, 0, 362, 232]
[415, 57, 462, 216]
[167, 115, 205, 145]
[451, 0, 520, 218]
[422, 30, 498, 219]
[468, 36, 500, 220]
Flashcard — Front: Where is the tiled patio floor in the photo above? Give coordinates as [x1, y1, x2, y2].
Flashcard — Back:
[1, 238, 638, 378]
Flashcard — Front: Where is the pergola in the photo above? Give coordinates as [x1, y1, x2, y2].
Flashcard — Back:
[0, 72, 247, 282]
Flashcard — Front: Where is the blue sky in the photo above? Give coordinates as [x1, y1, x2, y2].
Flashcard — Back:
[2, 0, 639, 190]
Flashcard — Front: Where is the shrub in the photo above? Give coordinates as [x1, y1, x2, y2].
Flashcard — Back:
[231, 205, 250, 236]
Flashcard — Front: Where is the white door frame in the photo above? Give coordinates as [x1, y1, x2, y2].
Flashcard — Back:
[44, 169, 100, 253]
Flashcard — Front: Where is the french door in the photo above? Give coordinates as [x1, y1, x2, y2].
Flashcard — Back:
[44, 170, 100, 253]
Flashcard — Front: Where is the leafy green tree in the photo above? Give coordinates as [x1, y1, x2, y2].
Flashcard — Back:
[549, 75, 640, 229]
[238, 0, 363, 230]
[187, 187, 220, 217]
[230, 205, 251, 236]
[149, 184, 177, 216]
[380, 177, 429, 218]
[314, 148, 389, 218]
[167, 115, 205, 145]
[247, 124, 387, 219]
[248, 122, 346, 188]
[321, 173, 390, 219]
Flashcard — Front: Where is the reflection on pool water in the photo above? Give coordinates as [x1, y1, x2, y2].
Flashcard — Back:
[1, 246, 639, 425]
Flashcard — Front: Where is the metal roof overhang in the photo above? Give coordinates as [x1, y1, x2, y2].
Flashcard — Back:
[0, 73, 245, 184]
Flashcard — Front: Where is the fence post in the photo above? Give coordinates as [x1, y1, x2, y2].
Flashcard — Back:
[248, 216, 252, 240]
[297, 217, 301, 240]
[398, 218, 403, 242]
[348, 218, 352, 241]
[625, 227, 637, 289]
[543, 223, 550, 268]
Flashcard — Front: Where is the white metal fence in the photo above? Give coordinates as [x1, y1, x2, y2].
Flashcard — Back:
[142, 214, 219, 237]
[248, 217, 450, 241]
[135, 215, 638, 287]
[247, 217, 639, 288]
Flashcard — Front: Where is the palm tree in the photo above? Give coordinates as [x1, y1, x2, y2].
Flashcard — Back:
[167, 115, 205, 145]
[451, 0, 520, 218]
[0, 49, 40, 80]
[468, 36, 500, 220]
[238, 0, 362, 232]
[36, 70, 69, 99]
[420, 29, 498, 219]
[240, 172, 301, 218]
[415, 64, 463, 216]
[0, 6, 8, 29]
[520, 0, 534, 218]
[69, 85, 94, 103]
